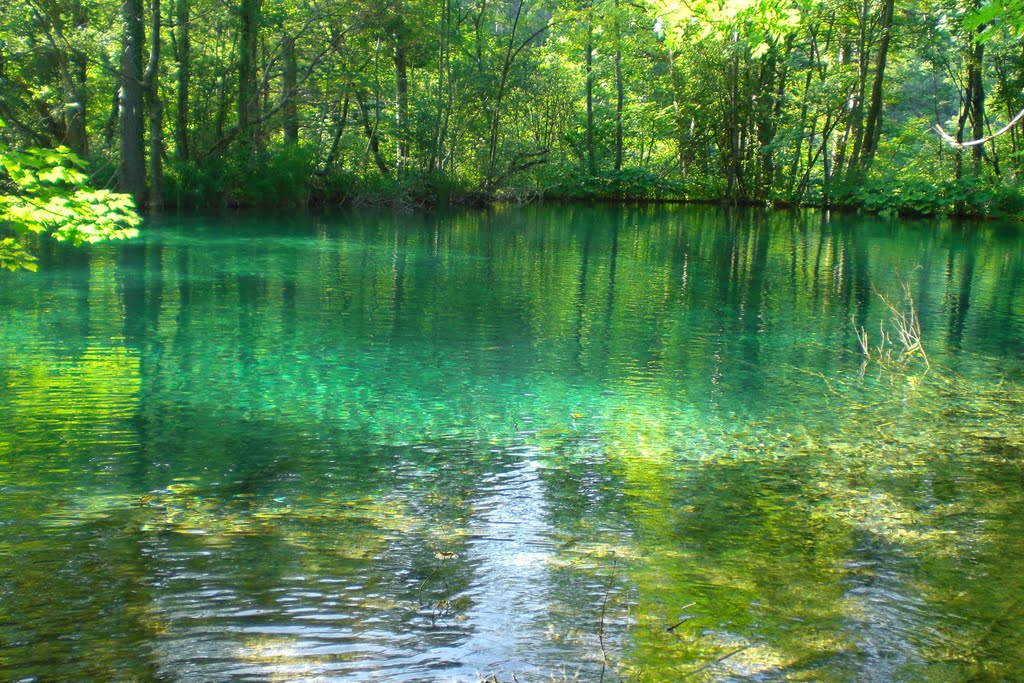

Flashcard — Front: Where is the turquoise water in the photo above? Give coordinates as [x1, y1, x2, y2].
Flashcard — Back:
[2, 205, 1024, 681]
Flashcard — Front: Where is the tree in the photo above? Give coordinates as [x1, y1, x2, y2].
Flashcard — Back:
[0, 122, 141, 271]
[933, 0, 1024, 153]
[119, 0, 147, 205]
[237, 0, 263, 157]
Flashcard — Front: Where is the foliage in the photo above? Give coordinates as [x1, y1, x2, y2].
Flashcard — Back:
[164, 156, 229, 210]
[3, 0, 1024, 217]
[847, 176, 1024, 218]
[657, 0, 801, 52]
[545, 167, 686, 201]
[0, 237, 37, 271]
[165, 147, 317, 209]
[965, 0, 1024, 39]
[0, 123, 141, 271]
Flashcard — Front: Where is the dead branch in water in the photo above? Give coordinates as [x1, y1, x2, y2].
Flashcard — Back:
[598, 557, 621, 683]
[685, 643, 755, 678]
[874, 273, 929, 371]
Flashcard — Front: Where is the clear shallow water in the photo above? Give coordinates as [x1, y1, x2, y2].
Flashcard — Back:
[1, 205, 1024, 681]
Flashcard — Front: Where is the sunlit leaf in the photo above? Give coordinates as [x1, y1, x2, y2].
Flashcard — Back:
[1, 119, 141, 271]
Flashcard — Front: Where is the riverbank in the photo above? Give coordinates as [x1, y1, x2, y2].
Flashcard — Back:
[159, 156, 1024, 221]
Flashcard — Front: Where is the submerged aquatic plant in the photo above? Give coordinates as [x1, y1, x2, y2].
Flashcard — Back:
[854, 272, 929, 373]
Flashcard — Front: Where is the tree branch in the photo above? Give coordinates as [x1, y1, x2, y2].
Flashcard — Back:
[934, 103, 1024, 148]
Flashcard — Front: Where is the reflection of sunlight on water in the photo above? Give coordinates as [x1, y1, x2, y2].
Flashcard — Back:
[509, 551, 549, 568]
[442, 450, 558, 676]
[133, 442, 592, 681]
[836, 547, 944, 682]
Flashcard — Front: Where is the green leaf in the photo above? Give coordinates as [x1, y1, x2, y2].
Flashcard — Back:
[0, 118, 141, 271]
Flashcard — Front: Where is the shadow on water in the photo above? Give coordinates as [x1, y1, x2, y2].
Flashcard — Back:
[2, 205, 1024, 680]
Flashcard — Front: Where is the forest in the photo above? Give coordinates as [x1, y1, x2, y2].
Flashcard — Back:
[1, 0, 1024, 217]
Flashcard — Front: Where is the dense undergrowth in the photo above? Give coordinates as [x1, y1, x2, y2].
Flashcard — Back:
[157, 151, 1024, 220]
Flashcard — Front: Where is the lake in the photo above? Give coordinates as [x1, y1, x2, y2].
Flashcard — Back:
[2, 204, 1024, 681]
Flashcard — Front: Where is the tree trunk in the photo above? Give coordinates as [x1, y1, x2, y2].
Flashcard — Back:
[755, 46, 779, 197]
[67, 0, 89, 155]
[790, 64, 814, 198]
[393, 44, 408, 170]
[214, 73, 228, 142]
[282, 35, 299, 145]
[103, 57, 120, 151]
[391, 3, 409, 171]
[38, 0, 90, 155]
[830, 41, 853, 194]
[844, 0, 871, 176]
[858, 0, 894, 172]
[145, 0, 164, 212]
[355, 89, 390, 174]
[667, 49, 689, 180]
[324, 94, 350, 171]
[485, 0, 524, 188]
[237, 0, 262, 156]
[994, 56, 1017, 172]
[431, 0, 452, 172]
[613, 0, 624, 172]
[120, 0, 147, 205]
[174, 0, 191, 160]
[725, 32, 741, 202]
[585, 12, 596, 175]
[968, 38, 985, 175]
[953, 24, 986, 188]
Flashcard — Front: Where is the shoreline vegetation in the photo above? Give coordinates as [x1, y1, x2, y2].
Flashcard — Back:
[163, 163, 1024, 219]
[4, 0, 1024, 229]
